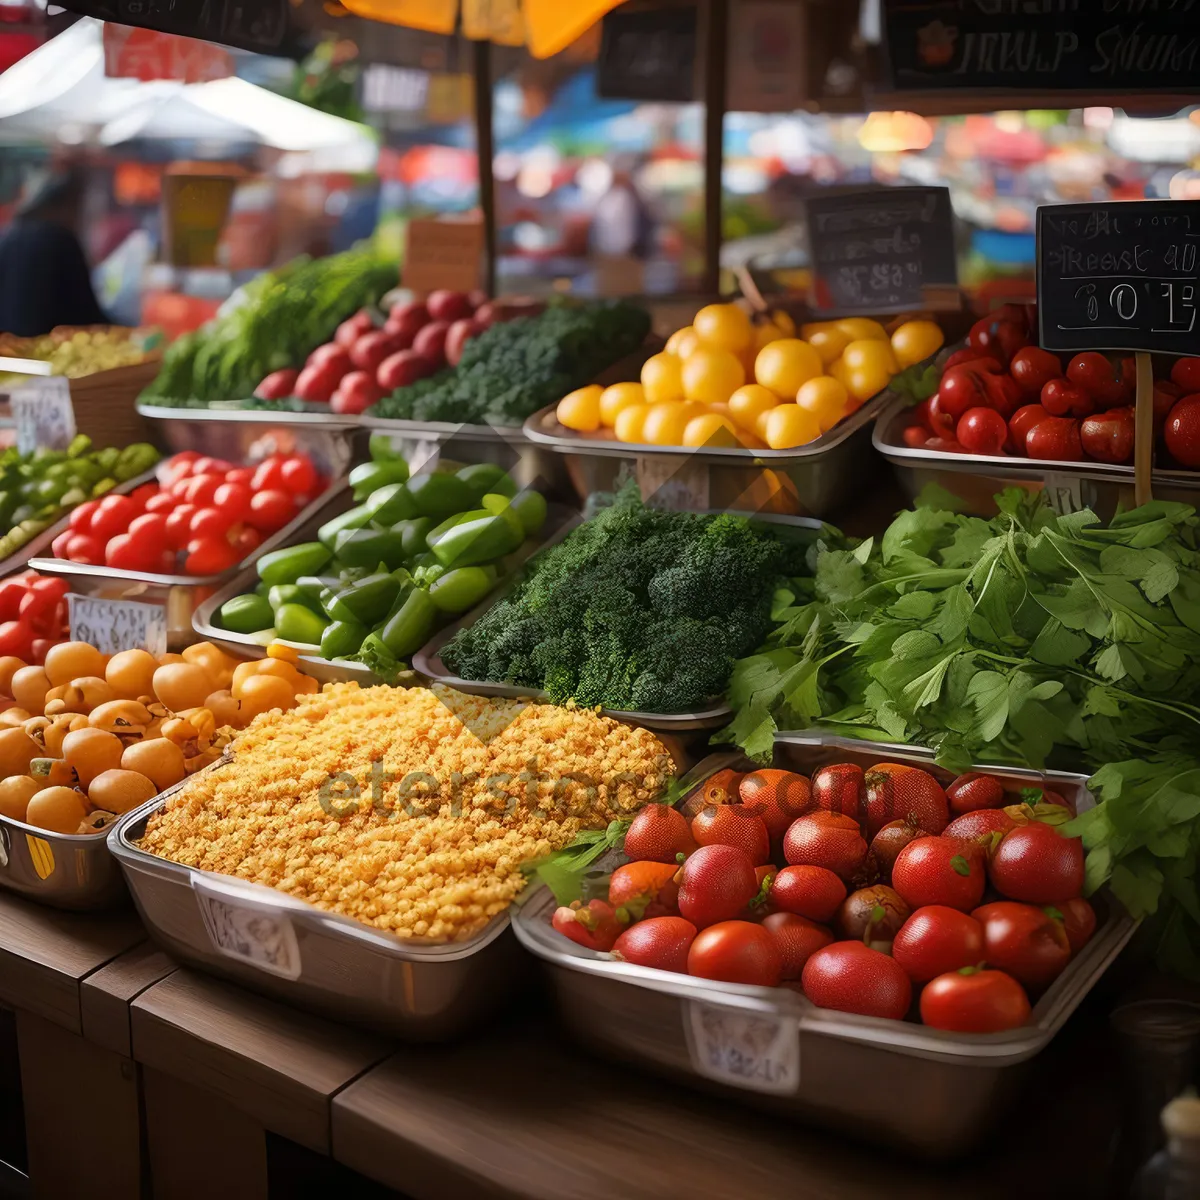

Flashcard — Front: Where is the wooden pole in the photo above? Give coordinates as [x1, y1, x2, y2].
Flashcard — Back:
[702, 0, 729, 297]
[1134, 350, 1154, 507]
[472, 38, 497, 298]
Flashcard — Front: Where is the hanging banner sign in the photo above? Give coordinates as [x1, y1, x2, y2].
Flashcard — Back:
[58, 1, 299, 56]
[102, 23, 234, 82]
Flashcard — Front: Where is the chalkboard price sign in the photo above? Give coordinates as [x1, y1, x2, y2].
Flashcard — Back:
[1037, 201, 1200, 355]
[597, 8, 697, 103]
[804, 186, 957, 314]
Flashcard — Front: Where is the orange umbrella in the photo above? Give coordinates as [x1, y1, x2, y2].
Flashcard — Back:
[339, 0, 624, 58]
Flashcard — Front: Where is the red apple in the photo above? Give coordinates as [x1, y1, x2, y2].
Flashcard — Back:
[427, 289, 473, 323]
[377, 350, 435, 391]
[331, 370, 382, 415]
[445, 318, 482, 366]
[351, 330, 406, 374]
[412, 320, 450, 368]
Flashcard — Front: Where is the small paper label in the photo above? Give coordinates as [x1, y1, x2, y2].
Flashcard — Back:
[193, 875, 302, 981]
[685, 999, 799, 1094]
[1041, 472, 1085, 516]
[67, 594, 167, 656]
[11, 377, 75, 455]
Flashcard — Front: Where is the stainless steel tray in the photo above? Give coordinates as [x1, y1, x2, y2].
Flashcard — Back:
[412, 511, 825, 733]
[192, 500, 578, 685]
[874, 393, 1200, 519]
[0, 810, 128, 911]
[513, 733, 1137, 1158]
[108, 770, 522, 1040]
[137, 404, 359, 478]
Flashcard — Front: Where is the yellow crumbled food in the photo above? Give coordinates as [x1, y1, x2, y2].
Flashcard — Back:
[140, 683, 675, 942]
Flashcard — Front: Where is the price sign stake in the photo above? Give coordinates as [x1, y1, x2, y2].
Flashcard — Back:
[67, 594, 167, 657]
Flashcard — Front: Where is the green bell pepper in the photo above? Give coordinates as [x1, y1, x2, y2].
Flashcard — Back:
[456, 463, 517, 502]
[380, 587, 438, 658]
[350, 458, 410, 500]
[267, 583, 328, 614]
[508, 488, 548, 537]
[333, 526, 408, 570]
[257, 542, 333, 587]
[324, 572, 403, 625]
[429, 567, 496, 615]
[274, 602, 329, 646]
[318, 505, 372, 551]
[426, 504, 525, 569]
[406, 472, 476, 521]
[320, 619, 369, 661]
[218, 593, 274, 634]
[365, 483, 418, 525]
[393, 517, 434, 559]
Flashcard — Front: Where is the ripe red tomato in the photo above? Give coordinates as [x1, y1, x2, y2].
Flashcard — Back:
[0, 619, 34, 660]
[67, 499, 100, 533]
[184, 536, 241, 576]
[946, 772, 1006, 815]
[331, 370, 383, 416]
[801, 941, 912, 1019]
[128, 482, 159, 511]
[783, 811, 868, 881]
[768, 865, 846, 923]
[608, 861, 680, 919]
[971, 900, 1070, 989]
[190, 457, 233, 477]
[225, 467, 255, 487]
[294, 364, 338, 404]
[611, 916, 696, 973]
[690, 804, 770, 865]
[1052, 897, 1097, 955]
[677, 844, 759, 928]
[956, 407, 1008, 456]
[943, 807, 1017, 847]
[64, 533, 105, 564]
[306, 343, 352, 379]
[1040, 378, 1093, 419]
[862, 762, 948, 837]
[989, 823, 1084, 904]
[280, 455, 318, 496]
[190, 506, 235, 540]
[232, 527, 262, 557]
[623, 805, 696, 864]
[1008, 404, 1049, 450]
[927, 392, 962, 436]
[160, 450, 200, 485]
[254, 368, 299, 401]
[1067, 352, 1134, 406]
[968, 315, 1029, 366]
[248, 489, 295, 533]
[552, 900, 625, 952]
[1080, 407, 1136, 464]
[687, 920, 782, 986]
[1164, 395, 1200, 469]
[737, 768, 813, 838]
[892, 836, 985, 912]
[1170, 356, 1200, 393]
[1153, 380, 1181, 431]
[213, 482, 252, 521]
[1009, 346, 1062, 400]
[105, 532, 157, 572]
[919, 968, 1031, 1032]
[89, 494, 139, 541]
[1025, 416, 1083, 462]
[762, 912, 833, 979]
[893, 906, 985, 983]
[334, 311, 375, 349]
[182, 473, 223, 507]
[251, 456, 286, 492]
[126, 513, 168, 557]
[164, 505, 197, 550]
[810, 763, 864, 820]
[939, 360, 1003, 419]
[143, 491, 176, 515]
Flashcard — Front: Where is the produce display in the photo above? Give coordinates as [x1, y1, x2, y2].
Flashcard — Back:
[899, 302, 1200, 468]
[551, 761, 1092, 1032]
[45, 449, 326, 576]
[139, 684, 676, 941]
[255, 291, 546, 416]
[214, 443, 548, 681]
[554, 303, 943, 450]
[0, 571, 69, 662]
[0, 641, 317, 836]
[140, 246, 397, 407]
[442, 485, 824, 713]
[0, 437, 159, 562]
[368, 299, 651, 426]
[0, 326, 155, 383]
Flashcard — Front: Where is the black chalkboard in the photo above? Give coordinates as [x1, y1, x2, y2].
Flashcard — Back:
[804, 186, 958, 314]
[1037, 201, 1200, 355]
[884, 1, 1200, 93]
[597, 8, 697, 103]
[58, 0, 301, 56]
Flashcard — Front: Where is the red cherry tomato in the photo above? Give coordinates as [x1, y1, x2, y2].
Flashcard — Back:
[280, 455, 318, 496]
[1164, 394, 1200, 468]
[232, 526, 263, 556]
[956, 407, 1008, 456]
[224, 467, 255, 487]
[89, 494, 139, 542]
[29, 638, 54, 666]
[552, 900, 625, 952]
[105, 532, 159, 572]
[190, 506, 235, 540]
[989, 823, 1084, 904]
[191, 457, 233, 477]
[1025, 417, 1083, 462]
[801, 942, 912, 1019]
[164, 505, 197, 550]
[247, 489, 295, 533]
[611, 916, 697, 974]
[64, 533, 105, 564]
[0, 619, 34, 660]
[1170, 357, 1200, 393]
[182, 473, 223, 507]
[184, 536, 241, 576]
[919, 967, 1031, 1032]
[251, 457, 286, 492]
[1040, 378, 1093, 418]
[128, 482, 160, 511]
[1052, 897, 1097, 955]
[971, 901, 1071, 989]
[159, 451, 200, 486]
[143, 491, 176, 515]
[892, 836, 985, 912]
[942, 347, 1001, 372]
[50, 530, 73, 559]
[127, 512, 168, 553]
[0, 576, 27, 621]
[686, 920, 782, 987]
[892, 906, 985, 983]
[1009, 404, 1049, 451]
[939, 359, 1003, 420]
[213, 482, 252, 521]
[1080, 407, 1136, 465]
[1067, 352, 1134, 407]
[67, 499, 100, 533]
[1009, 346, 1062, 401]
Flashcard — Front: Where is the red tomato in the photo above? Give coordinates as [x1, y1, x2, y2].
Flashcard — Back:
[1009, 404, 1049, 450]
[247, 489, 295, 533]
[1009, 346, 1062, 401]
[280, 455, 317, 496]
[105, 532, 158, 572]
[690, 805, 770, 865]
[305, 344, 352, 379]
[224, 467, 255, 487]
[810, 763, 864, 820]
[801, 942, 912, 1019]
[213, 482, 252, 521]
[893, 906, 985, 983]
[0, 576, 27, 621]
[1052, 897, 1097, 955]
[611, 916, 696, 973]
[972, 901, 1071, 989]
[1067, 352, 1133, 407]
[233, 527, 262, 557]
[942, 347, 1001, 372]
[1153, 379, 1181, 432]
[251, 457, 286, 492]
[1025, 417, 1083, 462]
[946, 773, 1006, 815]
[677, 844, 759, 928]
[184, 536, 241, 576]
[143, 491, 176, 515]
[939, 359, 1003, 420]
[164, 505, 197, 550]
[89, 494, 139, 541]
[331, 370, 383, 416]
[1040, 378, 1093, 418]
[29, 638, 53, 665]
[862, 762, 948, 837]
[687, 920, 782, 986]
[182, 474, 223, 507]
[1080, 407, 1136, 464]
[190, 506, 235, 540]
[768, 865, 847, 923]
[191, 457, 233, 477]
[783, 811, 868, 881]
[126, 482, 158, 511]
[944, 807, 1018, 846]
[64, 533, 104, 564]
[762, 912, 833, 980]
[294, 364, 338, 404]
[956, 407, 1008, 456]
[927, 392, 961, 437]
[1164, 394, 1200, 469]
[608, 861, 680, 919]
[0, 619, 34, 660]
[253, 368, 299, 401]
[334, 311, 375, 350]
[989, 823, 1084, 904]
[50, 530, 73, 559]
[623, 805, 696, 864]
[67, 499, 100, 533]
[160, 449, 200, 480]
[902, 424, 930, 449]
[982, 372, 1023, 419]
[1169, 357, 1200, 393]
[18, 577, 68, 635]
[968, 315, 1029, 366]
[919, 968, 1031, 1032]
[350, 330, 407, 374]
[892, 836, 985, 912]
[552, 900, 625, 952]
[127, 512, 168, 553]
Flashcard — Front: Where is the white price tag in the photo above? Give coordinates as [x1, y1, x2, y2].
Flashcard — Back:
[192, 874, 302, 981]
[67, 594, 167, 656]
[11, 377, 75, 455]
[1041, 472, 1085, 516]
[684, 1000, 799, 1095]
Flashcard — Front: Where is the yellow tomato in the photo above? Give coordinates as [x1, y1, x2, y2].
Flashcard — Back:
[806, 326, 850, 368]
[764, 404, 822, 449]
[641, 402, 692, 446]
[683, 413, 740, 448]
[770, 309, 796, 337]
[736, 429, 768, 450]
[796, 376, 849, 433]
[556, 385, 602, 432]
[692, 303, 753, 353]
[669, 328, 701, 361]
[754, 408, 774, 441]
[599, 382, 645, 426]
[614, 402, 652, 443]
[891, 319, 945, 369]
[842, 338, 898, 375]
[754, 321, 786, 352]
[800, 320, 836, 340]
[727, 384, 778, 434]
[641, 353, 685, 404]
[835, 317, 888, 342]
[828, 357, 850, 388]
[845, 361, 893, 402]
[664, 325, 694, 356]
[682, 347, 746, 405]
[754, 339, 822, 399]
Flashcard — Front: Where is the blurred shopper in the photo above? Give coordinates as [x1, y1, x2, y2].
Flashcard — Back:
[0, 170, 107, 336]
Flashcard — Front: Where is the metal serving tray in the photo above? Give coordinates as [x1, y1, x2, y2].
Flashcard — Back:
[192, 501, 578, 685]
[413, 511, 826, 733]
[513, 733, 1137, 1158]
[108, 768, 522, 1040]
[874, 393, 1200, 519]
[0, 810, 128, 911]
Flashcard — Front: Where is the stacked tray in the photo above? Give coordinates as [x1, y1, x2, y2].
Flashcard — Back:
[513, 733, 1137, 1157]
